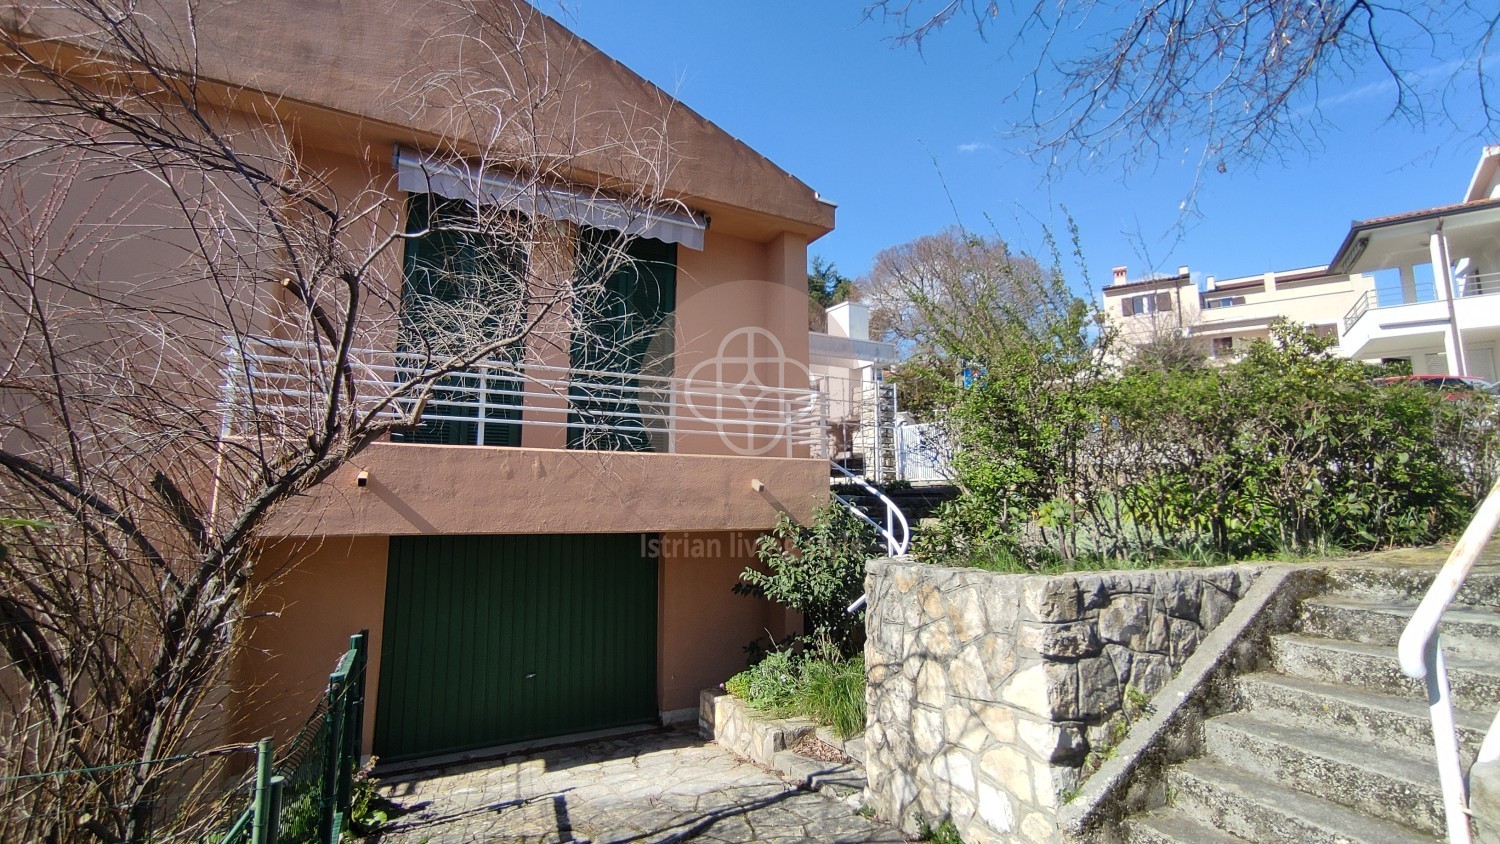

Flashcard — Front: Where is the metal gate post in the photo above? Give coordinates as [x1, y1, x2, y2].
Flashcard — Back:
[250, 738, 274, 844]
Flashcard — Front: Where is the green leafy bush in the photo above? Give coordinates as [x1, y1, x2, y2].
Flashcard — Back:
[736, 504, 879, 653]
[724, 648, 800, 714]
[725, 645, 867, 740]
[921, 320, 1486, 569]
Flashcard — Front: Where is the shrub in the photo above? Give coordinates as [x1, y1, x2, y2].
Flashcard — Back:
[736, 504, 880, 653]
[724, 648, 800, 714]
[725, 644, 868, 740]
[793, 653, 866, 739]
[924, 320, 1484, 569]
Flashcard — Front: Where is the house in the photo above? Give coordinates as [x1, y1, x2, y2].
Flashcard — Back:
[809, 301, 899, 480]
[231, 3, 840, 764]
[1103, 263, 1371, 364]
[0, 0, 836, 767]
[1332, 145, 1500, 379]
[1107, 146, 1500, 377]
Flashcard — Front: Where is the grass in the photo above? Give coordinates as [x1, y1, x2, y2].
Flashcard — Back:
[725, 645, 867, 740]
[792, 655, 865, 739]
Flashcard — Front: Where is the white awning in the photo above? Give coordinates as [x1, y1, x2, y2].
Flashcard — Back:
[394, 145, 706, 250]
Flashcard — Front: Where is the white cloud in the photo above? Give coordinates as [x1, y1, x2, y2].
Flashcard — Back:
[957, 142, 989, 153]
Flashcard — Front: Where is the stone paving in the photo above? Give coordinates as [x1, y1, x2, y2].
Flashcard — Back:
[373, 728, 908, 843]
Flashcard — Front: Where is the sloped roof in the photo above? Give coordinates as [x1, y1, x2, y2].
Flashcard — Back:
[1329, 196, 1500, 272]
[1101, 272, 1189, 295]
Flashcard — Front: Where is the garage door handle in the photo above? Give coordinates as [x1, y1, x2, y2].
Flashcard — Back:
[525, 673, 537, 679]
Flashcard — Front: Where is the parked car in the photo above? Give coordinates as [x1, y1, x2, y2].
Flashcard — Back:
[1370, 374, 1500, 400]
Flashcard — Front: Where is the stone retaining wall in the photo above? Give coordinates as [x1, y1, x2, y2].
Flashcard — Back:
[864, 558, 1260, 843]
[699, 688, 814, 767]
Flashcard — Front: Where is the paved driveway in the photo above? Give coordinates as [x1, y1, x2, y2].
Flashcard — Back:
[374, 728, 907, 843]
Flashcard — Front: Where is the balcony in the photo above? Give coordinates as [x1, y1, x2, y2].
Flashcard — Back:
[1341, 274, 1500, 360]
[225, 336, 833, 537]
[223, 335, 829, 458]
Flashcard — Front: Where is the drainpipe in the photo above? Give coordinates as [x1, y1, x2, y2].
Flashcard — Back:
[1432, 221, 1468, 376]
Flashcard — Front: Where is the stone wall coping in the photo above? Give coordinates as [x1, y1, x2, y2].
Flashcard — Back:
[868, 556, 1262, 580]
[1055, 563, 1325, 840]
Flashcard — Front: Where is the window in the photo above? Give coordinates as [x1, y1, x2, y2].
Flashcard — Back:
[568, 229, 677, 453]
[1121, 292, 1174, 317]
[395, 193, 528, 447]
[1204, 296, 1246, 309]
[1211, 337, 1234, 358]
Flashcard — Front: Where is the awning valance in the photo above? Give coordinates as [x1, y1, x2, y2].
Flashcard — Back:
[394, 145, 706, 250]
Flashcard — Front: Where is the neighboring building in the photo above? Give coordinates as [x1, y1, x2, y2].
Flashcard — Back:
[809, 301, 899, 480]
[1331, 145, 1500, 379]
[1103, 263, 1371, 365]
[3, 1, 836, 764]
[1107, 146, 1500, 377]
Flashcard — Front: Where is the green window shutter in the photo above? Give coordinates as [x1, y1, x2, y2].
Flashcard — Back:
[569, 230, 677, 452]
[395, 194, 526, 447]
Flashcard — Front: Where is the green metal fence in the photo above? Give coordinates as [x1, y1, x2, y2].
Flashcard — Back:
[0, 633, 367, 844]
[221, 630, 368, 844]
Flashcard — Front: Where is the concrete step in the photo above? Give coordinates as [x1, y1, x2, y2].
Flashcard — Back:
[1269, 633, 1500, 712]
[1298, 596, 1500, 661]
[1168, 758, 1438, 843]
[1235, 672, 1489, 766]
[1323, 566, 1500, 609]
[1126, 808, 1251, 844]
[1204, 711, 1445, 834]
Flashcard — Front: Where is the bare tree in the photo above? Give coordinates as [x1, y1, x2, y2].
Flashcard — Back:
[864, 1, 1500, 177]
[0, 1, 678, 840]
[860, 224, 1087, 362]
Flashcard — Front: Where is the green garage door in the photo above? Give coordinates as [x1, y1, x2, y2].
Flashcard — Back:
[375, 534, 658, 762]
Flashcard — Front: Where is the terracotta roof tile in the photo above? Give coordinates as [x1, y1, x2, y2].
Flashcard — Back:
[1359, 196, 1500, 226]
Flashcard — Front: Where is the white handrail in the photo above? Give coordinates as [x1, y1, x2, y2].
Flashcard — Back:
[831, 460, 910, 614]
[1398, 475, 1500, 844]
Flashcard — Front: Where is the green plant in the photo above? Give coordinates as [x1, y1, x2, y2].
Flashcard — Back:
[348, 756, 399, 836]
[791, 645, 866, 739]
[1082, 684, 1156, 775]
[724, 642, 867, 739]
[279, 786, 321, 844]
[736, 504, 880, 654]
[916, 814, 966, 844]
[724, 648, 800, 715]
[921, 317, 1483, 571]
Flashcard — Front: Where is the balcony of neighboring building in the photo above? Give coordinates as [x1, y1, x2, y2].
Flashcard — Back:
[1333, 194, 1500, 364]
[1193, 267, 1366, 343]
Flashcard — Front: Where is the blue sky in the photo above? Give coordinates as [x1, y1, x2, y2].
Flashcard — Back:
[554, 2, 1482, 299]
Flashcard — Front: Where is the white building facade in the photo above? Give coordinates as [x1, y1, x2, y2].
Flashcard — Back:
[1106, 146, 1500, 378]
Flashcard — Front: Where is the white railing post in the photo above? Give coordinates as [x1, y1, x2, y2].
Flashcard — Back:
[1425, 635, 1474, 844]
[475, 363, 489, 446]
[1400, 475, 1500, 843]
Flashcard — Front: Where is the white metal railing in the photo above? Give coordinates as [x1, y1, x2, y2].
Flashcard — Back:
[1398, 477, 1500, 844]
[834, 460, 910, 614]
[1459, 271, 1500, 298]
[220, 336, 829, 458]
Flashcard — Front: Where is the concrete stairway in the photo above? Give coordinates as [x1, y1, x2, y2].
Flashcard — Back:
[1127, 567, 1500, 844]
